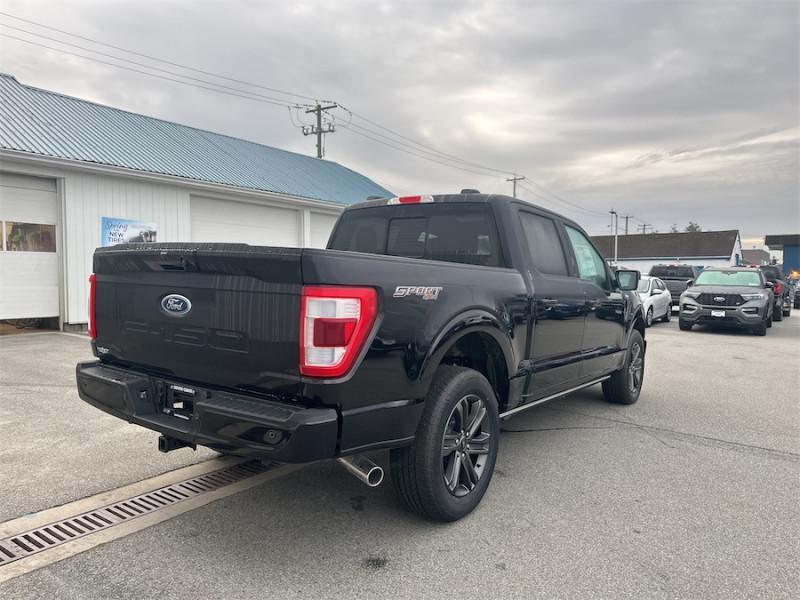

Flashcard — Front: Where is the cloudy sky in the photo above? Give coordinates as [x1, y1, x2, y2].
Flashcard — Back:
[0, 0, 797, 243]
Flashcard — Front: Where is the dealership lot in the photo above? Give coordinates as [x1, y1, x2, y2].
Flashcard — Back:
[1, 321, 798, 599]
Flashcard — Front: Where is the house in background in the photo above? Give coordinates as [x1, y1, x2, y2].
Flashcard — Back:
[591, 230, 742, 274]
[0, 74, 391, 329]
[741, 248, 771, 266]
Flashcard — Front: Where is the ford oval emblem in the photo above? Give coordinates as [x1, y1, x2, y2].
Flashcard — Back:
[161, 294, 192, 317]
[713, 296, 726, 302]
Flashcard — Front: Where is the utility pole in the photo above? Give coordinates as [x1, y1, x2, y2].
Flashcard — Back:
[610, 209, 619, 266]
[622, 215, 633, 236]
[637, 223, 651, 234]
[303, 103, 338, 158]
[506, 174, 525, 198]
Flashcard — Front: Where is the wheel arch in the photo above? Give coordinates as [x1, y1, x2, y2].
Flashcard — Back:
[419, 311, 515, 413]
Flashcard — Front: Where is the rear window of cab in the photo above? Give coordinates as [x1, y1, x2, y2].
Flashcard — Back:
[329, 204, 505, 267]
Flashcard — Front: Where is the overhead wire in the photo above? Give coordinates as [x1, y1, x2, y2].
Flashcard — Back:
[0, 10, 325, 102]
[0, 25, 314, 108]
[0, 11, 617, 219]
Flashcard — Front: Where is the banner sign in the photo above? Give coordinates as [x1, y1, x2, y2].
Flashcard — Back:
[101, 217, 158, 247]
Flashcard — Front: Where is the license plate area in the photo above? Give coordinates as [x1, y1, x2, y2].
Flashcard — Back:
[711, 310, 726, 318]
[163, 384, 197, 420]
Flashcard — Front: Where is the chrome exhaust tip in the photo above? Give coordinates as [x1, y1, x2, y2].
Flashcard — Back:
[337, 454, 384, 487]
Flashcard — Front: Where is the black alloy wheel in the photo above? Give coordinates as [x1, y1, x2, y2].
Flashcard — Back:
[390, 366, 500, 521]
[441, 394, 492, 497]
[603, 329, 645, 405]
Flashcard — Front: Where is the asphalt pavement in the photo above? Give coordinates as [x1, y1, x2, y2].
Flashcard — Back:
[1, 318, 798, 599]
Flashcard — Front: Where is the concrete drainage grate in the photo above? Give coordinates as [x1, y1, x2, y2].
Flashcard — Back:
[0, 460, 272, 567]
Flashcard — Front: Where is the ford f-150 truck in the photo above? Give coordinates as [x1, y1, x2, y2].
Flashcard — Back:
[648, 264, 705, 306]
[77, 193, 647, 521]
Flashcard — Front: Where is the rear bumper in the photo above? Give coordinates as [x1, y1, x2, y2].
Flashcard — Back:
[76, 361, 338, 463]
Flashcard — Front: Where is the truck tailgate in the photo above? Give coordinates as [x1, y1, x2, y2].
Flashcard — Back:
[92, 243, 303, 393]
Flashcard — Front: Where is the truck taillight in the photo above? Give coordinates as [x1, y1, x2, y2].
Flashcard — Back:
[774, 281, 782, 294]
[300, 286, 378, 378]
[88, 273, 97, 339]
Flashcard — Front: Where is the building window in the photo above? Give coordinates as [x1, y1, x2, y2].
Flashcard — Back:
[3, 222, 57, 252]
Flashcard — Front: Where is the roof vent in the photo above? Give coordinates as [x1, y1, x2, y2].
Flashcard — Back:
[460, 189, 480, 194]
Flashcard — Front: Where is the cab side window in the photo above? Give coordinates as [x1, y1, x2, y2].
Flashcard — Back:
[564, 225, 609, 290]
[518, 212, 569, 276]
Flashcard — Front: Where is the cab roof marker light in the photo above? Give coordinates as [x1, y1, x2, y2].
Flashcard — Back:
[386, 195, 434, 205]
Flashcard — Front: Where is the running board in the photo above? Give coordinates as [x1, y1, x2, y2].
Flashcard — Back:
[499, 376, 610, 419]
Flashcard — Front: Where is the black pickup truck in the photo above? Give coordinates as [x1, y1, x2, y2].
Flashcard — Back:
[648, 264, 705, 306]
[77, 193, 646, 521]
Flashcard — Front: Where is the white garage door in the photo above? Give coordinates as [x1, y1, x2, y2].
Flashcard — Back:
[309, 212, 339, 248]
[0, 173, 59, 320]
[191, 196, 300, 247]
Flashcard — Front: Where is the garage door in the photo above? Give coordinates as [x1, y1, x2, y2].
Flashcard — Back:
[191, 196, 300, 247]
[309, 212, 339, 248]
[0, 173, 59, 320]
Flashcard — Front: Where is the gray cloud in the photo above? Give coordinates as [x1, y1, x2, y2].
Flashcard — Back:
[0, 0, 797, 238]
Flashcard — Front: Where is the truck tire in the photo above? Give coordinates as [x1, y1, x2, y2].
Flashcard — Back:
[679, 319, 693, 331]
[390, 366, 499, 522]
[783, 304, 791, 317]
[602, 330, 645, 405]
[774, 306, 783, 321]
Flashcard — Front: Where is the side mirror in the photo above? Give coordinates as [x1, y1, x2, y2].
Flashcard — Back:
[651, 289, 661, 296]
[617, 270, 640, 291]
[765, 281, 774, 289]
[687, 279, 694, 287]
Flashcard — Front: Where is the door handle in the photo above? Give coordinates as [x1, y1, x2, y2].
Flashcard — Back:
[540, 298, 558, 310]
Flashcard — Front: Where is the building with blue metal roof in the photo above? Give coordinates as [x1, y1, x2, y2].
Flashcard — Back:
[0, 74, 392, 328]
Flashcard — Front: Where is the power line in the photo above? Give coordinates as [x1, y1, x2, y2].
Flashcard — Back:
[340, 126, 514, 178]
[0, 25, 313, 108]
[0, 33, 308, 109]
[519, 179, 607, 217]
[517, 180, 607, 218]
[0, 11, 324, 102]
[339, 104, 515, 176]
[1, 11, 607, 215]
[335, 120, 505, 178]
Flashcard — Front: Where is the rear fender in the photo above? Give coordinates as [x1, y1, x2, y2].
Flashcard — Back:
[418, 309, 516, 391]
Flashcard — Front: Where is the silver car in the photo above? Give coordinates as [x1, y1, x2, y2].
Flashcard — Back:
[637, 276, 672, 327]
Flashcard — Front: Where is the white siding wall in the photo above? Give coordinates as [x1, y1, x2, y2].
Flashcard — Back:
[730, 235, 743, 266]
[309, 212, 339, 248]
[0, 157, 348, 326]
[63, 173, 190, 323]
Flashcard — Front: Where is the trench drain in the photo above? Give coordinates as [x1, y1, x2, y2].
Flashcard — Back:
[0, 460, 273, 567]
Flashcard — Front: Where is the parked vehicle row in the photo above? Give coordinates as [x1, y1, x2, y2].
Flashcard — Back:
[758, 265, 793, 321]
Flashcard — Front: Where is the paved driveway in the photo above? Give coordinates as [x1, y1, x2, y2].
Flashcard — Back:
[0, 333, 214, 522]
[1, 320, 798, 599]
